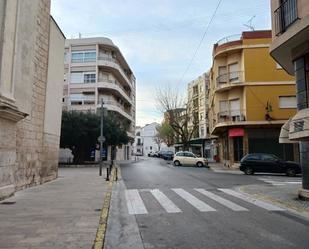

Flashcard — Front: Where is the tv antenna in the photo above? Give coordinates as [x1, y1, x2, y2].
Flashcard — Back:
[244, 15, 256, 31]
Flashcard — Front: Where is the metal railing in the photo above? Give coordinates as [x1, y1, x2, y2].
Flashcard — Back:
[274, 0, 298, 35]
[97, 78, 132, 98]
[216, 34, 242, 46]
[216, 71, 244, 88]
[97, 56, 133, 84]
[216, 109, 246, 123]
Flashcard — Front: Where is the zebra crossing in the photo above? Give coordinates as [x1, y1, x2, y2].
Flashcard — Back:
[125, 188, 285, 215]
[258, 177, 302, 186]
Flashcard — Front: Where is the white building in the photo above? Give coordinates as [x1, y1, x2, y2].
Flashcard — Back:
[133, 122, 166, 156]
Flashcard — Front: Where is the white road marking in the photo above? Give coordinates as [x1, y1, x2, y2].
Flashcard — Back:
[218, 188, 285, 211]
[150, 189, 182, 213]
[172, 188, 216, 212]
[125, 189, 148, 215]
[194, 188, 248, 211]
[258, 178, 301, 186]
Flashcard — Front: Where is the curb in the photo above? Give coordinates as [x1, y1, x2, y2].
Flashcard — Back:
[237, 185, 309, 220]
[93, 166, 117, 249]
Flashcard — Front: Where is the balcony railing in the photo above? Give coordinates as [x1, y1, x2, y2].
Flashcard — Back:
[216, 34, 242, 46]
[69, 97, 95, 106]
[274, 0, 298, 35]
[97, 56, 132, 84]
[216, 71, 244, 89]
[98, 78, 132, 98]
[216, 109, 246, 124]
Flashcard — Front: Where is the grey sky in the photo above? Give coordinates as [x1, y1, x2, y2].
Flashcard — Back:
[51, 0, 271, 126]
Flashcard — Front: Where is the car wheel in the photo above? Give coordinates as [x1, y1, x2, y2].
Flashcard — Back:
[244, 167, 254, 175]
[174, 160, 180, 166]
[286, 168, 296, 177]
[196, 162, 204, 167]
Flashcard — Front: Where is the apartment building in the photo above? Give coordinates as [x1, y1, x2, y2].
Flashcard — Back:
[187, 73, 215, 159]
[0, 0, 65, 199]
[269, 0, 309, 198]
[63, 38, 136, 160]
[208, 30, 298, 168]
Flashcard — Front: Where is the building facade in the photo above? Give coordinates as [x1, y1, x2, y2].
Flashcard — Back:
[63, 37, 136, 161]
[208, 30, 298, 168]
[0, 0, 65, 199]
[269, 0, 309, 198]
[133, 122, 166, 156]
[187, 73, 215, 159]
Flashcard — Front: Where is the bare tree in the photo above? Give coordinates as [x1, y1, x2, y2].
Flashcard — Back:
[156, 86, 199, 151]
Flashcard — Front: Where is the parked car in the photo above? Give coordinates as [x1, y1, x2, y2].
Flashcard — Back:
[173, 151, 208, 167]
[240, 153, 301, 176]
[148, 151, 155, 157]
[161, 151, 174, 160]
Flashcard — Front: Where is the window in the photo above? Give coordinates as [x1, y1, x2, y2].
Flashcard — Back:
[219, 100, 228, 114]
[150, 146, 152, 150]
[262, 154, 278, 161]
[200, 126, 205, 137]
[218, 66, 227, 83]
[294, 55, 309, 110]
[185, 152, 195, 158]
[176, 152, 184, 156]
[229, 99, 241, 118]
[70, 72, 96, 84]
[70, 72, 83, 83]
[84, 73, 96, 83]
[245, 154, 260, 161]
[228, 63, 239, 82]
[279, 96, 297, 108]
[71, 51, 96, 63]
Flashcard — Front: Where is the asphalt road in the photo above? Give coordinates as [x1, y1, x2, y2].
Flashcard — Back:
[105, 157, 309, 249]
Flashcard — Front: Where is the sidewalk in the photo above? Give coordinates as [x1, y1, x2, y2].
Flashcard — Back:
[208, 162, 242, 174]
[239, 182, 309, 220]
[0, 167, 108, 249]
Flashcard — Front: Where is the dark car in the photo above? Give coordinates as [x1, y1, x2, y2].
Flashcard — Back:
[240, 153, 301, 176]
[159, 151, 174, 160]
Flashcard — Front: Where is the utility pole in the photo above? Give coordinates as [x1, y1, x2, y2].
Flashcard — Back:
[99, 99, 104, 176]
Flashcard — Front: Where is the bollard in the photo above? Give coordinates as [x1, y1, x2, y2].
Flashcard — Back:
[106, 167, 109, 181]
[115, 168, 118, 181]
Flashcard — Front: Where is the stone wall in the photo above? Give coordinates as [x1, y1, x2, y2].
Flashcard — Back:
[0, 0, 64, 199]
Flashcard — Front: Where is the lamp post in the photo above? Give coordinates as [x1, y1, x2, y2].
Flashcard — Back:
[99, 99, 105, 176]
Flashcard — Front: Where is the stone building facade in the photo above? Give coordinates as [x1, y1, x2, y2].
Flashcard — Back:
[0, 0, 65, 199]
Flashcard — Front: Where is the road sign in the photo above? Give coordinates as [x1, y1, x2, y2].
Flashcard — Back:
[98, 136, 106, 143]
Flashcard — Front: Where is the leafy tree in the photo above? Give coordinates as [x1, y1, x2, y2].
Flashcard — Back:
[156, 122, 175, 147]
[60, 110, 130, 163]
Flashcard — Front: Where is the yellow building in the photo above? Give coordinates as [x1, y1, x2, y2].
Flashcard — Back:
[208, 30, 298, 167]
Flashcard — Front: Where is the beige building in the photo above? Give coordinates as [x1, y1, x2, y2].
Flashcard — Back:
[63, 38, 136, 160]
[187, 73, 213, 158]
[270, 0, 309, 198]
[0, 0, 65, 200]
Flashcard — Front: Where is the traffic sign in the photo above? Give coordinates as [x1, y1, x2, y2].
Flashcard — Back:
[98, 136, 106, 143]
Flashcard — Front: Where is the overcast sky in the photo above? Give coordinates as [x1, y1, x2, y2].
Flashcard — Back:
[51, 0, 271, 127]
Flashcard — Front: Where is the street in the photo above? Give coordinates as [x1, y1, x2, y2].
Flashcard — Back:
[105, 157, 309, 249]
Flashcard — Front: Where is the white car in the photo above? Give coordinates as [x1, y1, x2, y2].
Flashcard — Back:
[173, 151, 208, 167]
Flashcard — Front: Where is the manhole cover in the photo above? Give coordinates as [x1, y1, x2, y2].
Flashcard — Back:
[1, 201, 16, 205]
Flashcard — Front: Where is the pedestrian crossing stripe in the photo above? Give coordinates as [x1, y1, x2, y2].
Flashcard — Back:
[172, 188, 216, 212]
[125, 188, 285, 215]
[258, 178, 301, 186]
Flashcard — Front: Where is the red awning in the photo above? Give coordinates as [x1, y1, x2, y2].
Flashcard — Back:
[228, 128, 244, 137]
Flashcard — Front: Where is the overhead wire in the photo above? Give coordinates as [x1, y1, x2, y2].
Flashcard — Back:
[178, 0, 223, 86]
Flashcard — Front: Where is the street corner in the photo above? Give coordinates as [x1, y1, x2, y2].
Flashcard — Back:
[237, 184, 309, 220]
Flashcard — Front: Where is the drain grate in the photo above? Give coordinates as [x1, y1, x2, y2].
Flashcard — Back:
[1, 201, 16, 205]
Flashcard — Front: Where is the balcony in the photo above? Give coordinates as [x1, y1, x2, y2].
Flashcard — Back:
[100, 100, 133, 121]
[97, 56, 133, 89]
[274, 0, 298, 36]
[216, 109, 246, 124]
[213, 34, 242, 56]
[97, 79, 132, 105]
[216, 71, 244, 92]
